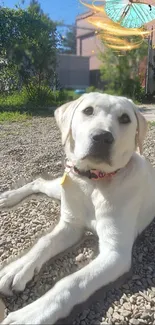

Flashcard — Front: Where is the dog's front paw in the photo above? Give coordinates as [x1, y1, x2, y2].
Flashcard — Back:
[0, 190, 20, 209]
[2, 299, 57, 325]
[0, 256, 37, 295]
[2, 305, 43, 325]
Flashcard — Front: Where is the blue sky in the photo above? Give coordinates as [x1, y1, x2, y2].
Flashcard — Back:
[2, 0, 86, 24]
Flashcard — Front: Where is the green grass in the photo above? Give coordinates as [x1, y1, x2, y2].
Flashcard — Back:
[0, 89, 77, 113]
[66, 90, 80, 100]
[0, 111, 32, 123]
[0, 87, 144, 119]
[148, 121, 155, 127]
[0, 88, 81, 117]
[0, 92, 26, 108]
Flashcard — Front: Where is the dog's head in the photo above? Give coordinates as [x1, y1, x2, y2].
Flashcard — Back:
[55, 92, 147, 172]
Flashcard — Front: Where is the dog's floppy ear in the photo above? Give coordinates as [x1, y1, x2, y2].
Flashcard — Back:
[54, 96, 85, 146]
[135, 109, 148, 154]
[129, 99, 148, 154]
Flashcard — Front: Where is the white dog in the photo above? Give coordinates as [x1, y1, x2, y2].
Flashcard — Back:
[0, 92, 154, 325]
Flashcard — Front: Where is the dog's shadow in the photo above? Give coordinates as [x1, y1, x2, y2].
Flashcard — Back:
[2, 218, 155, 325]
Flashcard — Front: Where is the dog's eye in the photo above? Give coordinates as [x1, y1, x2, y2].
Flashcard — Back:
[119, 113, 131, 124]
[83, 106, 94, 116]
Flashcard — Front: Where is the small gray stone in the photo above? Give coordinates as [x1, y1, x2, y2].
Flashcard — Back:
[130, 296, 136, 304]
[107, 306, 113, 315]
[132, 275, 141, 280]
[87, 312, 96, 320]
[123, 284, 129, 290]
[138, 253, 143, 262]
[80, 310, 89, 320]
[130, 319, 140, 325]
[75, 253, 84, 262]
[36, 225, 42, 231]
[147, 278, 153, 286]
[22, 295, 28, 301]
[141, 312, 152, 320]
[113, 312, 121, 320]
[123, 302, 132, 311]
[81, 321, 86, 325]
[121, 310, 132, 317]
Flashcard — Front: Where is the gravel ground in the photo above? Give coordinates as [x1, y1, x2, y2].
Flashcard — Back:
[1, 116, 155, 325]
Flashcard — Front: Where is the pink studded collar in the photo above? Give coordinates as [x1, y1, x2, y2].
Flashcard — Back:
[65, 161, 119, 180]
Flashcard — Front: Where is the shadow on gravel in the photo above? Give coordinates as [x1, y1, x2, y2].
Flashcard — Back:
[139, 107, 151, 112]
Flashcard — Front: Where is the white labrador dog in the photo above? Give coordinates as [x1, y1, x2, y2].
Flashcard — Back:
[0, 92, 154, 324]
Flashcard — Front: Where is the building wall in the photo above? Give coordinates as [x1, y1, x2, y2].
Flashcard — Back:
[76, 10, 155, 68]
[76, 10, 155, 92]
[76, 11, 104, 70]
[57, 54, 89, 89]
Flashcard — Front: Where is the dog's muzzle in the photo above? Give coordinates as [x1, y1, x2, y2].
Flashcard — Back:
[88, 130, 114, 162]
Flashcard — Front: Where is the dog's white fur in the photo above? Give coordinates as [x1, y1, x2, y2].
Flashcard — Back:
[0, 92, 154, 325]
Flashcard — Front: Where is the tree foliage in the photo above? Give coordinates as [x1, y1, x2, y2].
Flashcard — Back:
[0, 1, 59, 92]
[99, 41, 148, 100]
[61, 25, 76, 54]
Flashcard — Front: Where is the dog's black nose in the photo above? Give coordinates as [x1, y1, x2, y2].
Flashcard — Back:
[92, 131, 114, 145]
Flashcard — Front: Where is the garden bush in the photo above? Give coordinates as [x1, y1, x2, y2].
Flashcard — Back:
[0, 86, 79, 113]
